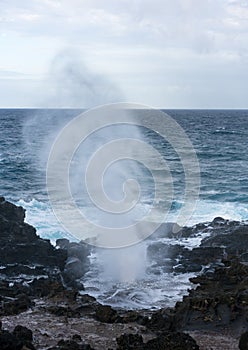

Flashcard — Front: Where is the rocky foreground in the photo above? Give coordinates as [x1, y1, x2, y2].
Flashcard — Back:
[0, 197, 248, 349]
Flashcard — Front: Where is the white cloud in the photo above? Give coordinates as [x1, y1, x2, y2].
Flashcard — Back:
[0, 0, 247, 107]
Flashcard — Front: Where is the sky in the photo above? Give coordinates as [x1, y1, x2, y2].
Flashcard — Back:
[0, 0, 248, 108]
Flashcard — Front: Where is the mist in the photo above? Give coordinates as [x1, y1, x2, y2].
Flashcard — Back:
[22, 49, 148, 283]
[44, 49, 123, 108]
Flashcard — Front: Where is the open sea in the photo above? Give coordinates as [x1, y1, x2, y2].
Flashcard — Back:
[1, 108, 248, 309]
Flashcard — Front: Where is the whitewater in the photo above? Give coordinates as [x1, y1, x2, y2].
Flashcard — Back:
[0, 108, 248, 309]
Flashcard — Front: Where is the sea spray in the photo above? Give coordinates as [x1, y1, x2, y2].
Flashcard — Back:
[22, 51, 149, 283]
[97, 243, 147, 283]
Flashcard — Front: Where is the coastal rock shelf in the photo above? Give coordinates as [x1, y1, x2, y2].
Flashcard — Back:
[1, 197, 248, 349]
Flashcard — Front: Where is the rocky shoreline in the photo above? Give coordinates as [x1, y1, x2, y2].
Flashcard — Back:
[1, 197, 248, 349]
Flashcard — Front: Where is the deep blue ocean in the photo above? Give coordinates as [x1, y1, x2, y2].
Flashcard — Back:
[1, 108, 247, 309]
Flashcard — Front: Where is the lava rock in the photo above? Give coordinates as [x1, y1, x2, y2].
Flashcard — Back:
[173, 259, 248, 332]
[0, 331, 23, 350]
[95, 304, 118, 323]
[116, 332, 199, 350]
[47, 339, 94, 350]
[13, 325, 33, 342]
[0, 325, 36, 350]
[145, 331, 199, 350]
[239, 331, 248, 350]
[1, 294, 33, 316]
[116, 333, 144, 349]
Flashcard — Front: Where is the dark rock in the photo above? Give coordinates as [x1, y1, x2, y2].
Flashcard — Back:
[95, 304, 118, 323]
[67, 242, 90, 262]
[56, 238, 70, 250]
[0, 197, 91, 314]
[61, 241, 91, 288]
[241, 253, 248, 263]
[116, 332, 199, 350]
[201, 226, 248, 255]
[47, 339, 94, 350]
[173, 259, 248, 332]
[29, 277, 65, 298]
[64, 257, 85, 280]
[145, 331, 199, 350]
[174, 263, 202, 273]
[1, 294, 33, 316]
[147, 309, 174, 332]
[0, 198, 25, 224]
[57, 340, 80, 350]
[72, 334, 82, 342]
[0, 331, 23, 350]
[0, 325, 36, 350]
[116, 333, 144, 349]
[212, 217, 227, 225]
[0, 197, 67, 269]
[13, 325, 33, 341]
[119, 310, 147, 325]
[239, 331, 248, 350]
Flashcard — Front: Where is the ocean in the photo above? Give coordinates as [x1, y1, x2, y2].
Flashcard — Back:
[1, 108, 248, 309]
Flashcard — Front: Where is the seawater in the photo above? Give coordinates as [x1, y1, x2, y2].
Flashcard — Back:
[0, 108, 248, 309]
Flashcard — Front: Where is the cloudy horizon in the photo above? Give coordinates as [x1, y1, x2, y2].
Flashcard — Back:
[0, 0, 248, 108]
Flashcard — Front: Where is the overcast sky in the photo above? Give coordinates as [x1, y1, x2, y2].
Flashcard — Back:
[0, 0, 247, 108]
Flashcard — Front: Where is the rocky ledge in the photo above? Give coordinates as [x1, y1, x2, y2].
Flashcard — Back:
[1, 197, 248, 349]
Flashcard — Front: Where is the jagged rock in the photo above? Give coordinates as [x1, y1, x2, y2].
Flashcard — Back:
[0, 294, 33, 316]
[13, 325, 33, 342]
[0, 331, 23, 350]
[116, 333, 144, 349]
[0, 197, 67, 269]
[0, 325, 36, 350]
[239, 331, 248, 350]
[145, 331, 199, 350]
[64, 257, 85, 280]
[58, 240, 91, 288]
[173, 259, 248, 332]
[47, 339, 94, 350]
[95, 304, 118, 323]
[146, 308, 174, 332]
[201, 226, 248, 255]
[56, 238, 70, 250]
[0, 197, 91, 315]
[116, 332, 199, 350]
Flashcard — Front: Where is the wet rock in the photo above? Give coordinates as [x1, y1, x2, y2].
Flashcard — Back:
[0, 331, 23, 350]
[0, 197, 67, 278]
[175, 246, 224, 273]
[95, 304, 118, 323]
[56, 238, 70, 250]
[146, 308, 174, 332]
[0, 197, 25, 224]
[60, 241, 91, 288]
[0, 197, 90, 315]
[173, 259, 248, 332]
[47, 339, 94, 350]
[241, 253, 248, 263]
[0, 325, 36, 350]
[13, 325, 33, 342]
[29, 277, 65, 298]
[201, 219, 248, 256]
[116, 333, 144, 349]
[116, 332, 199, 350]
[118, 310, 148, 325]
[72, 334, 82, 342]
[147, 240, 224, 274]
[145, 331, 199, 350]
[1, 294, 33, 316]
[64, 257, 85, 280]
[0, 197, 66, 268]
[239, 331, 248, 350]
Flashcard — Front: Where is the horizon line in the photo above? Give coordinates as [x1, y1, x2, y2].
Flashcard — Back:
[0, 107, 248, 110]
